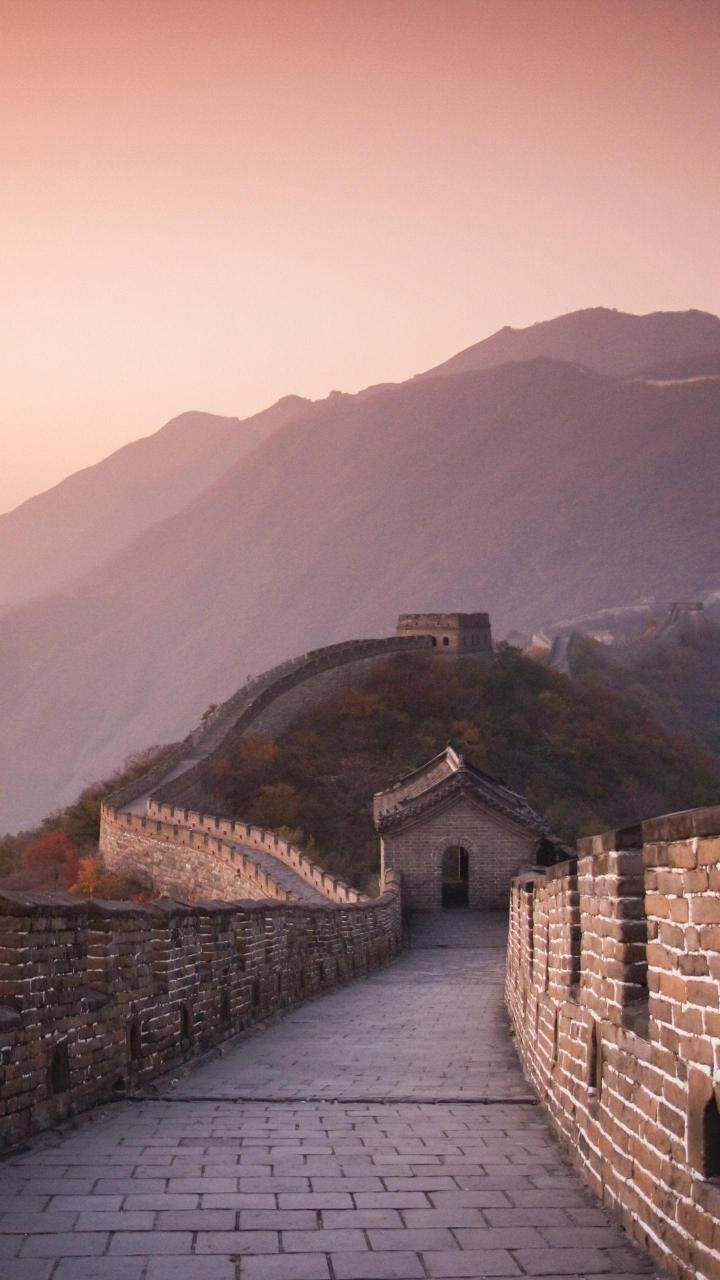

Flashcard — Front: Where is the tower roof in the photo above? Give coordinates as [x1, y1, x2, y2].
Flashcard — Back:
[374, 745, 570, 857]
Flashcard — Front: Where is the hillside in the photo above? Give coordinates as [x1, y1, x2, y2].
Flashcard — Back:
[2, 306, 720, 831]
[2, 354, 720, 831]
[553, 617, 720, 757]
[421, 306, 720, 380]
[0, 396, 309, 608]
[199, 651, 720, 890]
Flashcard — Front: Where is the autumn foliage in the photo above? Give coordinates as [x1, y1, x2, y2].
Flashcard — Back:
[21, 831, 79, 888]
[205, 649, 720, 891]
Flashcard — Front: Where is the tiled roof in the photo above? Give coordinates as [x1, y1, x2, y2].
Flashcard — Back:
[375, 746, 571, 858]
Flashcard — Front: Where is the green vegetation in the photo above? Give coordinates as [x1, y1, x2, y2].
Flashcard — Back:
[205, 649, 720, 889]
[567, 627, 720, 756]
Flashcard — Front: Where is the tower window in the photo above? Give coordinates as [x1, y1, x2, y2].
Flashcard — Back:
[442, 636, 449, 646]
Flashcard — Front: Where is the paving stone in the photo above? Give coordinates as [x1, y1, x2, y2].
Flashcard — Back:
[156, 1210, 237, 1230]
[54, 1263, 145, 1280]
[455, 1226, 549, 1248]
[201, 1193, 276, 1209]
[332, 1253, 426, 1278]
[0, 912, 658, 1280]
[109, 1232, 194, 1254]
[384, 1176, 457, 1191]
[123, 1194, 200, 1210]
[367, 1227, 457, 1251]
[0, 1263, 54, 1280]
[354, 1193, 430, 1209]
[239, 1209, 318, 1229]
[241, 1256, 331, 1279]
[401, 1207, 489, 1228]
[195, 1230, 280, 1254]
[0, 1211, 79, 1233]
[540, 1227, 632, 1248]
[147, 1262, 236, 1280]
[512, 1247, 620, 1274]
[0, 1195, 50, 1212]
[47, 1196, 125, 1212]
[322, 1209, 403, 1228]
[21, 1233, 109, 1257]
[167, 1178, 238, 1192]
[422, 1250, 522, 1276]
[483, 1208, 574, 1226]
[279, 1193, 354, 1209]
[283, 1228, 368, 1251]
[76, 1213, 156, 1231]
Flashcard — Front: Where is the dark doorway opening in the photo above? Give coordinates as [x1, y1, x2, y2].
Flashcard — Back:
[442, 846, 470, 907]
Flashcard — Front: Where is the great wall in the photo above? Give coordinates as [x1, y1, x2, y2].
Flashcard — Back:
[3, 613, 720, 1279]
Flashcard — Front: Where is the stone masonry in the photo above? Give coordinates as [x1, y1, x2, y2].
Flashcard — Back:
[99, 617, 497, 903]
[0, 911, 655, 1280]
[375, 747, 563, 911]
[506, 802, 720, 1280]
[380, 794, 539, 910]
[0, 873, 401, 1153]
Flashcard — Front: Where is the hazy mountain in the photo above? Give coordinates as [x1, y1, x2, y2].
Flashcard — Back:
[0, 396, 309, 608]
[2, 342, 720, 832]
[420, 307, 720, 380]
[549, 609, 720, 757]
[631, 352, 720, 381]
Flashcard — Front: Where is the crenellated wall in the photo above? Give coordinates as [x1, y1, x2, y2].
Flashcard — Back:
[0, 871, 401, 1152]
[100, 803, 363, 903]
[506, 805, 720, 1280]
[132, 635, 436, 815]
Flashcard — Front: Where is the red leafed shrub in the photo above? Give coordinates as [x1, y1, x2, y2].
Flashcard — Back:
[21, 831, 80, 888]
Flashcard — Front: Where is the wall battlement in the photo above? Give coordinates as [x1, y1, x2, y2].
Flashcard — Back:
[100, 618, 489, 902]
[506, 806, 720, 1280]
[396, 611, 492, 652]
[103, 633, 436, 821]
[100, 802, 363, 904]
[0, 872, 401, 1152]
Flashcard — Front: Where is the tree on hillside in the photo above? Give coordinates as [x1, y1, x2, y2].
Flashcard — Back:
[204, 650, 720, 891]
[21, 832, 79, 888]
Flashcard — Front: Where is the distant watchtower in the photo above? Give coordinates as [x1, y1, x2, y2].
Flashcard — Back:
[396, 612, 492, 655]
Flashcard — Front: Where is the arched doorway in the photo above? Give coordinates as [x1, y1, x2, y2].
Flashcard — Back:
[442, 846, 469, 907]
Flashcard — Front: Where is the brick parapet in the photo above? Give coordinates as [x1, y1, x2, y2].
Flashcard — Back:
[506, 805, 720, 1280]
[99, 804, 361, 904]
[143, 801, 363, 902]
[106, 635, 434, 815]
[0, 871, 401, 1153]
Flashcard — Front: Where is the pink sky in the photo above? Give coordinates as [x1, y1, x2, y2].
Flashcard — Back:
[2, 0, 719, 513]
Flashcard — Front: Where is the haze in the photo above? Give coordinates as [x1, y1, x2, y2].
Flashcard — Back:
[2, 0, 719, 514]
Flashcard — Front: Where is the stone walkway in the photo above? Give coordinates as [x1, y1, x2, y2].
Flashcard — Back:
[0, 911, 658, 1280]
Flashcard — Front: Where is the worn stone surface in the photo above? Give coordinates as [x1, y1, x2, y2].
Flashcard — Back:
[0, 911, 655, 1279]
[0, 879, 401, 1151]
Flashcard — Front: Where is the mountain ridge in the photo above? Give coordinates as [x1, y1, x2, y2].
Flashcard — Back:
[419, 306, 720, 381]
[0, 394, 310, 608]
[2, 306, 720, 832]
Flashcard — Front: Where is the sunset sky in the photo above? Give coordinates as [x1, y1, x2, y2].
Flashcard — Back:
[2, 0, 719, 514]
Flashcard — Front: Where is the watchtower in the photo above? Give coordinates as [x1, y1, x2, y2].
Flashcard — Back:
[396, 612, 492, 654]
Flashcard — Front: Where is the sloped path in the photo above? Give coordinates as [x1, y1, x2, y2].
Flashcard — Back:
[0, 912, 658, 1280]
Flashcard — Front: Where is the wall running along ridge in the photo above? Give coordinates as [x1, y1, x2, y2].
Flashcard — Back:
[100, 803, 363, 903]
[0, 872, 401, 1152]
[505, 804, 720, 1280]
[99, 634, 437, 902]
[134, 635, 435, 815]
